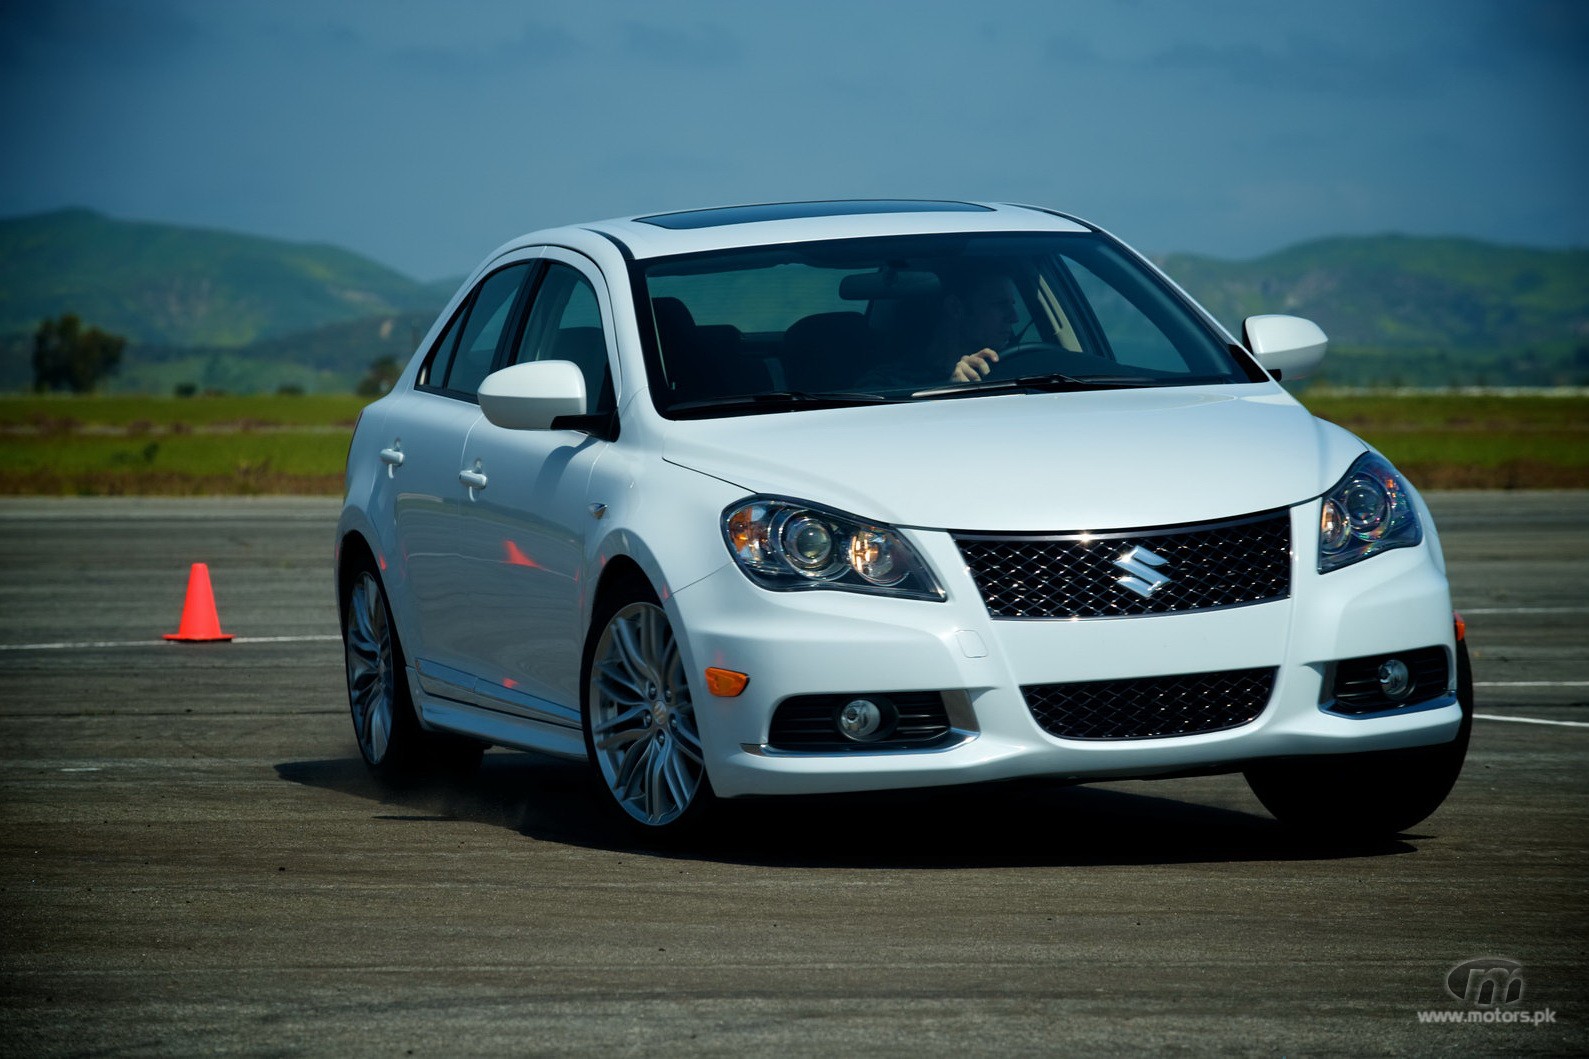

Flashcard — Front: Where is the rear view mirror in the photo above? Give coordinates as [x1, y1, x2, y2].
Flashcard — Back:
[478, 361, 586, 430]
[1243, 315, 1327, 381]
[839, 269, 942, 300]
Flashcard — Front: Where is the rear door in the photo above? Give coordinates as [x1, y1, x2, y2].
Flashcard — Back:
[385, 256, 537, 675]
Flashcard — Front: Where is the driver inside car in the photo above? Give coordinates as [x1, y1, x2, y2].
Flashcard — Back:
[931, 271, 1022, 383]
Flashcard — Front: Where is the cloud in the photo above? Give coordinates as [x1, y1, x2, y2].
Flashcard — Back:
[617, 20, 739, 68]
[1147, 33, 1425, 97]
[390, 19, 587, 78]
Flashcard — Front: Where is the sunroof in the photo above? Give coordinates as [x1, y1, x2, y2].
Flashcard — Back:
[637, 200, 992, 230]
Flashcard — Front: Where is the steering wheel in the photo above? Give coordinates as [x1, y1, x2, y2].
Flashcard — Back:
[996, 341, 1072, 363]
[980, 341, 1085, 378]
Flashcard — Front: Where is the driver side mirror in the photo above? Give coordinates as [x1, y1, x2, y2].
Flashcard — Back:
[1243, 315, 1327, 381]
[478, 361, 586, 430]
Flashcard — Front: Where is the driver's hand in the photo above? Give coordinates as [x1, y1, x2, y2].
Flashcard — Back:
[951, 348, 999, 383]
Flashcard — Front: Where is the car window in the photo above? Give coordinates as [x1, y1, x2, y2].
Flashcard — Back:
[638, 232, 1252, 416]
[421, 264, 529, 396]
[648, 263, 850, 334]
[1062, 256, 1187, 372]
[512, 262, 614, 414]
[438, 264, 531, 396]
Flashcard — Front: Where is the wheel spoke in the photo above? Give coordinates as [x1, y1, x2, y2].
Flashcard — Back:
[596, 726, 649, 753]
[597, 659, 647, 705]
[671, 723, 704, 765]
[344, 572, 397, 765]
[645, 737, 669, 821]
[661, 742, 693, 808]
[613, 613, 660, 688]
[614, 730, 654, 800]
[592, 703, 649, 737]
[365, 702, 390, 760]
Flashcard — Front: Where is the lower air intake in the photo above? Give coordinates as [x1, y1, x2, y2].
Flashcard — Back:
[1023, 668, 1276, 740]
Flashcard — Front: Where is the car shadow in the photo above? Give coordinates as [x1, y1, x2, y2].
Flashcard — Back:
[275, 750, 1417, 868]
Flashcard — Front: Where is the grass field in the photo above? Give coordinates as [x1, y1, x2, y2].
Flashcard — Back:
[0, 391, 1585, 495]
[1299, 391, 1589, 488]
[0, 394, 363, 494]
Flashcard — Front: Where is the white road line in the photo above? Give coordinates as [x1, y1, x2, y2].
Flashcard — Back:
[1461, 607, 1589, 615]
[1476, 713, 1589, 729]
[0, 634, 341, 652]
[1475, 681, 1589, 687]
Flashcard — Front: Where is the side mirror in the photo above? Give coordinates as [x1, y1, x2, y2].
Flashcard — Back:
[1243, 315, 1327, 381]
[478, 361, 586, 430]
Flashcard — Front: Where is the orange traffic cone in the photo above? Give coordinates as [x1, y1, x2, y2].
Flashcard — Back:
[163, 562, 234, 642]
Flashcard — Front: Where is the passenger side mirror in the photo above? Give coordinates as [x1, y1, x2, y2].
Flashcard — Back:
[1243, 315, 1327, 381]
[478, 361, 587, 430]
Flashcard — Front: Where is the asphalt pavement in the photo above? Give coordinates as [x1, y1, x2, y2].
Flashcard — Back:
[1, 494, 1585, 1056]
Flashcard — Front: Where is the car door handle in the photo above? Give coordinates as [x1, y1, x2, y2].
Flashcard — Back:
[458, 468, 489, 490]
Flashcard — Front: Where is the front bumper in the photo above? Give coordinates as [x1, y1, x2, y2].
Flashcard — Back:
[672, 504, 1461, 799]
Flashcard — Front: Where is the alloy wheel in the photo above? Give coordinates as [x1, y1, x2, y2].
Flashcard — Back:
[344, 571, 396, 765]
[587, 600, 704, 827]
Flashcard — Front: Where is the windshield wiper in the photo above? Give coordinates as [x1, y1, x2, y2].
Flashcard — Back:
[668, 390, 895, 418]
[911, 373, 1167, 399]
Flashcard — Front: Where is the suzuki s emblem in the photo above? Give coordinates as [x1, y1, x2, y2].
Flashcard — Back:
[1114, 545, 1172, 598]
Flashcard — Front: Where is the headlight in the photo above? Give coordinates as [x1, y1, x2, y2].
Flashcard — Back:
[1317, 453, 1422, 573]
[723, 497, 945, 600]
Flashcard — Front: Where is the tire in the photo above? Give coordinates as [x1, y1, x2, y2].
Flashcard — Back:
[1245, 641, 1474, 837]
[581, 577, 714, 834]
[342, 559, 485, 779]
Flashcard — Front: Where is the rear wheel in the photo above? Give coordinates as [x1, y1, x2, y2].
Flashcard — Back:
[582, 580, 713, 833]
[1245, 641, 1474, 837]
[342, 560, 484, 778]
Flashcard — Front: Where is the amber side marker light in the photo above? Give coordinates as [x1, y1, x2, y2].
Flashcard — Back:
[1454, 611, 1466, 642]
[705, 667, 750, 697]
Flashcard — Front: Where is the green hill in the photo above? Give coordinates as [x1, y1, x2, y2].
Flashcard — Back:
[0, 208, 437, 347]
[111, 311, 442, 395]
[2, 209, 1585, 392]
[1158, 235, 1587, 348]
[1156, 236, 1589, 386]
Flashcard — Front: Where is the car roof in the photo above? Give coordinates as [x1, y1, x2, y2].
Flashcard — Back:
[507, 200, 1095, 261]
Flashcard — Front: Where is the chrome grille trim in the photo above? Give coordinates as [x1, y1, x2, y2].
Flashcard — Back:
[954, 509, 1292, 620]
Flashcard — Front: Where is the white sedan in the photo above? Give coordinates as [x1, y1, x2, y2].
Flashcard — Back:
[336, 200, 1471, 838]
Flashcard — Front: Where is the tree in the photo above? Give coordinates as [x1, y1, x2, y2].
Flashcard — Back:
[32, 314, 126, 393]
[356, 355, 401, 396]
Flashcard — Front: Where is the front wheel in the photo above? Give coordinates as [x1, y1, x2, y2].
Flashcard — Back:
[1244, 641, 1474, 837]
[582, 581, 713, 833]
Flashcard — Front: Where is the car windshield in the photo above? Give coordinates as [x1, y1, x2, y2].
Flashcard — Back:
[636, 232, 1260, 418]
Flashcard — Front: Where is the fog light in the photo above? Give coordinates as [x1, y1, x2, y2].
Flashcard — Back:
[1377, 658, 1413, 701]
[837, 698, 892, 742]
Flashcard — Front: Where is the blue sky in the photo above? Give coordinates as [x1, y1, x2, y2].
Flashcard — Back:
[2, 0, 1584, 281]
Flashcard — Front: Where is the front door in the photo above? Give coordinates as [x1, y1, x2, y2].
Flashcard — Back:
[447, 252, 621, 715]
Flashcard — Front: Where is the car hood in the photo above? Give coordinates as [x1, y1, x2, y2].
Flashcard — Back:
[659, 385, 1366, 531]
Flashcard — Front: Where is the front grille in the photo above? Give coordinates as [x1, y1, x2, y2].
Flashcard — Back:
[955, 510, 1291, 619]
[1329, 646, 1449, 714]
[768, 692, 952, 751]
[1023, 667, 1276, 740]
